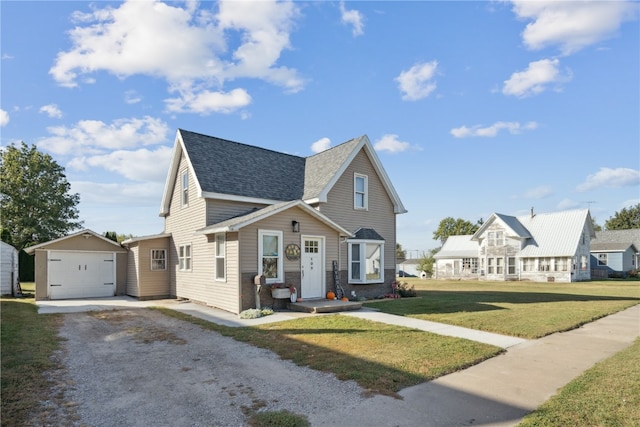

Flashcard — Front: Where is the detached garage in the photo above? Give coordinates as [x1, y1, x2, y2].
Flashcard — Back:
[24, 229, 128, 300]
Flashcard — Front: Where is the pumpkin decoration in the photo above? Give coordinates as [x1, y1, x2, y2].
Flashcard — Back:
[326, 291, 336, 300]
[341, 297, 349, 302]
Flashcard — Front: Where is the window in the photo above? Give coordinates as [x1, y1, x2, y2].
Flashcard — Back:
[496, 257, 504, 274]
[179, 244, 191, 270]
[487, 257, 495, 274]
[215, 234, 225, 280]
[555, 258, 568, 272]
[259, 230, 283, 283]
[507, 257, 516, 274]
[151, 249, 166, 271]
[598, 253, 607, 266]
[462, 258, 478, 273]
[354, 174, 368, 210]
[538, 257, 551, 272]
[348, 241, 384, 283]
[522, 258, 534, 272]
[488, 231, 504, 246]
[580, 255, 588, 270]
[181, 171, 189, 206]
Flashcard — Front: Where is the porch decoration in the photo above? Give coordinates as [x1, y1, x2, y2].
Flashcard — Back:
[270, 283, 297, 299]
[326, 291, 336, 300]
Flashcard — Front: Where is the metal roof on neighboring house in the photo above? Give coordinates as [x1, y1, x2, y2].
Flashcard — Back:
[517, 209, 593, 257]
[434, 235, 478, 259]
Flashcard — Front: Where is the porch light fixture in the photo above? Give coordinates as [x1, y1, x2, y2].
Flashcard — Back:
[292, 221, 300, 233]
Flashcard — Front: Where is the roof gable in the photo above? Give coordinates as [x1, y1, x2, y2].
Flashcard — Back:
[516, 209, 593, 257]
[472, 213, 531, 241]
[24, 229, 124, 254]
[160, 130, 406, 216]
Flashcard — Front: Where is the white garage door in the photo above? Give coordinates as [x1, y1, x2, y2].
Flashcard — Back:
[48, 251, 115, 299]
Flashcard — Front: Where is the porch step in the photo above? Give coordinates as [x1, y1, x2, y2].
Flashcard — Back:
[288, 299, 363, 314]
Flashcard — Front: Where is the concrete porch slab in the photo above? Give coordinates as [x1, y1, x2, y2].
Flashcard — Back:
[288, 299, 362, 313]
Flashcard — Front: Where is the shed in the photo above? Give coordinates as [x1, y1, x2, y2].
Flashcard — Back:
[1, 241, 19, 296]
[24, 229, 128, 300]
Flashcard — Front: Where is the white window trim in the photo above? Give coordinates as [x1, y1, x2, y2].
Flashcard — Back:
[348, 240, 384, 284]
[181, 170, 189, 207]
[215, 233, 226, 281]
[258, 230, 283, 284]
[179, 244, 192, 271]
[354, 173, 368, 210]
[150, 249, 167, 271]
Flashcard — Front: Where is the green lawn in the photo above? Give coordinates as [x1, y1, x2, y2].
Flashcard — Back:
[366, 279, 640, 338]
[2, 279, 638, 425]
[518, 338, 640, 427]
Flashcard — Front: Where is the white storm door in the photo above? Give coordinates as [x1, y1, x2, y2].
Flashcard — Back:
[301, 237, 323, 299]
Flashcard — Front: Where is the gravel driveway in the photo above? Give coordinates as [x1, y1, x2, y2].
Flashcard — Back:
[43, 308, 367, 426]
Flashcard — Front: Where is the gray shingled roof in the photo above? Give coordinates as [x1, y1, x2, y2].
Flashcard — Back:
[352, 228, 384, 240]
[590, 242, 637, 252]
[593, 229, 640, 251]
[303, 137, 362, 200]
[180, 129, 306, 201]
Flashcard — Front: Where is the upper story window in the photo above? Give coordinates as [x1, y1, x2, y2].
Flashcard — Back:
[487, 231, 504, 246]
[354, 173, 368, 210]
[215, 234, 226, 281]
[258, 230, 283, 284]
[151, 249, 166, 271]
[181, 170, 189, 206]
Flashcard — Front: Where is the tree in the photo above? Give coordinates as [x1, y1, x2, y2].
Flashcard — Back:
[433, 217, 481, 244]
[104, 231, 118, 242]
[591, 217, 602, 232]
[0, 142, 82, 250]
[396, 243, 407, 263]
[416, 248, 440, 278]
[604, 204, 640, 230]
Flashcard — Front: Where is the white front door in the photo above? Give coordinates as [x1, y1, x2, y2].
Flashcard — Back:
[301, 237, 324, 299]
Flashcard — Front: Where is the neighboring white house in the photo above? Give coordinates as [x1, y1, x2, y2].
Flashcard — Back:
[397, 258, 422, 277]
[1, 241, 19, 296]
[434, 209, 594, 283]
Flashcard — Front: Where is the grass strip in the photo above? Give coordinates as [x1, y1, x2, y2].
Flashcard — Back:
[0, 298, 63, 427]
[366, 280, 640, 338]
[518, 338, 640, 427]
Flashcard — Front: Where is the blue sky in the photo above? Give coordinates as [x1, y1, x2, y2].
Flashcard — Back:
[1, 0, 639, 256]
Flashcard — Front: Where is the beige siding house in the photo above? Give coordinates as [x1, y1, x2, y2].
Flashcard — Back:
[125, 129, 406, 314]
[434, 209, 595, 283]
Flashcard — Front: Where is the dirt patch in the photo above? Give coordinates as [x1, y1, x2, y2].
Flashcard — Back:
[36, 309, 366, 426]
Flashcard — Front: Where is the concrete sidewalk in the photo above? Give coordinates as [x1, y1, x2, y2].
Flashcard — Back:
[37, 297, 525, 348]
[310, 304, 640, 427]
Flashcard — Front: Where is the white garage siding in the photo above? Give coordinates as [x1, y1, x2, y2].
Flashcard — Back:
[48, 251, 116, 299]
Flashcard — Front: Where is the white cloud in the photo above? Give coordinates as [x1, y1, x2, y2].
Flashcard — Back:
[502, 58, 571, 98]
[339, 1, 364, 37]
[69, 146, 172, 182]
[165, 88, 251, 115]
[522, 185, 553, 199]
[577, 167, 640, 192]
[373, 134, 411, 153]
[39, 116, 169, 155]
[310, 137, 331, 153]
[49, 0, 303, 112]
[124, 90, 142, 104]
[450, 121, 538, 138]
[0, 109, 8, 126]
[395, 60, 438, 101]
[510, 0, 638, 55]
[39, 104, 63, 118]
